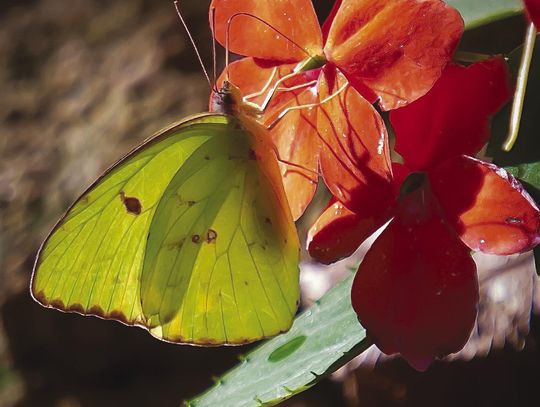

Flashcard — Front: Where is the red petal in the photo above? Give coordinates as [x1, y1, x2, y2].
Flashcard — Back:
[324, 0, 463, 110]
[264, 85, 320, 220]
[431, 156, 540, 255]
[211, 0, 323, 62]
[525, 0, 540, 28]
[317, 66, 394, 217]
[307, 199, 388, 264]
[392, 58, 512, 171]
[351, 177, 478, 370]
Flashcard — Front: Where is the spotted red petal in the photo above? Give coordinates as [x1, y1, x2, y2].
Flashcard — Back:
[431, 155, 540, 255]
[307, 199, 389, 264]
[525, 0, 540, 28]
[392, 58, 512, 171]
[351, 176, 478, 370]
[317, 66, 394, 217]
[210, 0, 323, 62]
[324, 0, 463, 110]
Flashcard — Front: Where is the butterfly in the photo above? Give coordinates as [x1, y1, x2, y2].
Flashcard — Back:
[31, 79, 301, 346]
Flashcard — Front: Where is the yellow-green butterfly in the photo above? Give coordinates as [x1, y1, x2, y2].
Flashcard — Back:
[31, 81, 300, 345]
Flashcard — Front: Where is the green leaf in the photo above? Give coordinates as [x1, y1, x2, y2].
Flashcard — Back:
[186, 275, 370, 407]
[447, 0, 523, 29]
[504, 164, 540, 203]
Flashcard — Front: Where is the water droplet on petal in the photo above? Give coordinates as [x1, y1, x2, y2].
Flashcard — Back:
[505, 217, 522, 224]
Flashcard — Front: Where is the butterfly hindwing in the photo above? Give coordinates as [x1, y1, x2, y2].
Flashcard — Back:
[32, 113, 300, 344]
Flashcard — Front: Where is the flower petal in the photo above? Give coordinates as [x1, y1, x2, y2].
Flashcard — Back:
[431, 155, 540, 255]
[211, 0, 323, 62]
[317, 66, 394, 217]
[392, 58, 512, 171]
[324, 0, 463, 110]
[307, 199, 387, 264]
[525, 0, 540, 28]
[264, 85, 320, 220]
[351, 177, 478, 370]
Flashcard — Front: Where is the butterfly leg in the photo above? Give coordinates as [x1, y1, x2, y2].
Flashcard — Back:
[266, 81, 348, 130]
[243, 67, 278, 101]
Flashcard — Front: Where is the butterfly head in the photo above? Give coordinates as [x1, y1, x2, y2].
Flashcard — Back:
[211, 80, 263, 119]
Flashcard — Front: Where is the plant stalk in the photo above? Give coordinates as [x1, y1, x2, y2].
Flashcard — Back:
[503, 22, 537, 152]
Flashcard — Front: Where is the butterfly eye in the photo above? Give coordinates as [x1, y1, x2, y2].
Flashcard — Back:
[221, 80, 231, 91]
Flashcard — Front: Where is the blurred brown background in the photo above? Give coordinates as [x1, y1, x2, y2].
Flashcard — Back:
[0, 0, 538, 406]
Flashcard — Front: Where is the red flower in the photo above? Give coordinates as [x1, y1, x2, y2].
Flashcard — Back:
[352, 174, 479, 371]
[210, 0, 463, 220]
[309, 57, 540, 369]
[525, 0, 540, 27]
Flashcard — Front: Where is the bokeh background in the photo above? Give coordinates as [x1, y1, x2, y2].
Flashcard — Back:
[0, 0, 538, 406]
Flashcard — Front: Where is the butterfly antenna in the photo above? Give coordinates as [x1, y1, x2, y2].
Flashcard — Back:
[225, 18, 231, 82]
[174, 1, 213, 90]
[211, 7, 218, 89]
[226, 12, 312, 60]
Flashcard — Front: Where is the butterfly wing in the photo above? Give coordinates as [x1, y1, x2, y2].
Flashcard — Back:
[32, 113, 300, 345]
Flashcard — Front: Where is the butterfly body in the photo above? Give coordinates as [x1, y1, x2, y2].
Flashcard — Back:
[32, 90, 300, 345]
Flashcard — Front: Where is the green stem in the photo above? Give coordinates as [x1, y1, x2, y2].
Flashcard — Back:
[454, 51, 493, 64]
[503, 23, 537, 152]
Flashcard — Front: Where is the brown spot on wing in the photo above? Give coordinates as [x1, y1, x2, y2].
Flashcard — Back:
[50, 299, 66, 309]
[195, 337, 251, 346]
[161, 333, 262, 346]
[34, 290, 47, 304]
[67, 303, 85, 313]
[206, 229, 218, 243]
[109, 310, 129, 324]
[88, 305, 106, 317]
[119, 191, 142, 215]
[249, 148, 257, 160]
[192, 234, 201, 243]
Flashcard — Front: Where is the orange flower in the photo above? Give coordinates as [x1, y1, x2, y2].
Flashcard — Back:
[210, 0, 463, 220]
